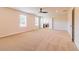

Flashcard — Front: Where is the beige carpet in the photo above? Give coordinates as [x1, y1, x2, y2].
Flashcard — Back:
[0, 29, 77, 51]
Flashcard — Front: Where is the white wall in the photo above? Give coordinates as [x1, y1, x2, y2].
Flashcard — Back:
[53, 14, 68, 31]
[67, 9, 72, 37]
[49, 17, 53, 29]
[74, 8, 79, 49]
[53, 19, 67, 31]
[0, 8, 37, 37]
[40, 14, 68, 31]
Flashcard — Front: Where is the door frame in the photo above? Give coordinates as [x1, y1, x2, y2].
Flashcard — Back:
[72, 8, 75, 42]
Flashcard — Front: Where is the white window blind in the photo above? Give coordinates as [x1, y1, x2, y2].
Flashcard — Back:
[19, 15, 27, 27]
[35, 16, 39, 26]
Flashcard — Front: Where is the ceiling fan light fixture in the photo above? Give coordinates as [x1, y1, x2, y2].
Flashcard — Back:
[39, 8, 48, 13]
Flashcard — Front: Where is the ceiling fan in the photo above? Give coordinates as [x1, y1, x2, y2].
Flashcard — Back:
[39, 8, 48, 13]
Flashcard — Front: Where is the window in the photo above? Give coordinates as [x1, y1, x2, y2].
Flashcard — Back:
[19, 15, 27, 27]
[35, 16, 39, 27]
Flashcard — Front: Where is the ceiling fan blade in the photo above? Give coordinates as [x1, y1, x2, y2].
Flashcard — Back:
[40, 11, 48, 13]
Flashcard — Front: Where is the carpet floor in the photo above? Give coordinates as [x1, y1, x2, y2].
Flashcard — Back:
[0, 29, 77, 51]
